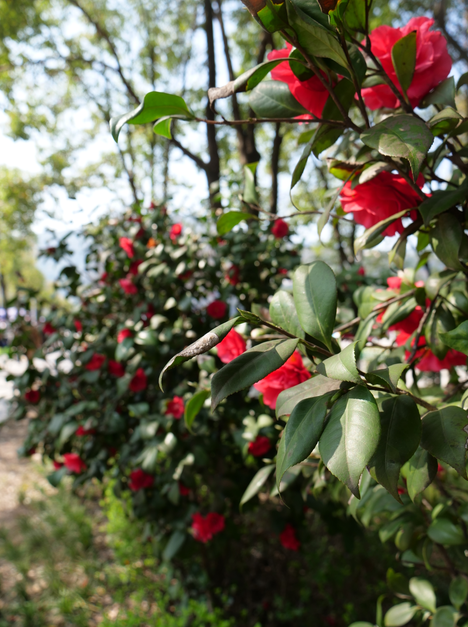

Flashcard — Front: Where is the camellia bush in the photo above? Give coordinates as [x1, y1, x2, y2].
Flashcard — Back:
[107, 0, 468, 625]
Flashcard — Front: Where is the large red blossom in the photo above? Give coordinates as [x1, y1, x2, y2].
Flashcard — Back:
[129, 368, 147, 392]
[43, 322, 56, 335]
[117, 328, 133, 343]
[362, 17, 452, 110]
[217, 329, 246, 364]
[63, 453, 87, 473]
[128, 468, 154, 491]
[165, 396, 185, 419]
[170, 223, 183, 241]
[25, 389, 40, 404]
[254, 350, 311, 409]
[108, 360, 125, 377]
[280, 524, 300, 551]
[340, 172, 423, 237]
[129, 260, 142, 276]
[119, 237, 135, 258]
[271, 219, 289, 239]
[191, 512, 225, 543]
[207, 300, 227, 320]
[85, 353, 106, 371]
[248, 436, 271, 457]
[119, 277, 138, 295]
[268, 43, 330, 118]
[74, 320, 83, 333]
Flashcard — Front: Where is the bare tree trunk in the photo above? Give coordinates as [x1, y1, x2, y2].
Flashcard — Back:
[204, 0, 221, 208]
[270, 123, 283, 214]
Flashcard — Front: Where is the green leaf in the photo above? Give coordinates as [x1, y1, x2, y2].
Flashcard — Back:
[421, 406, 468, 479]
[342, 0, 366, 31]
[365, 364, 409, 393]
[135, 329, 158, 346]
[287, 0, 349, 68]
[249, 81, 309, 118]
[217, 211, 258, 235]
[349, 624, 375, 627]
[391, 31, 417, 96]
[406, 447, 437, 502]
[425, 304, 455, 360]
[293, 262, 337, 352]
[440, 320, 468, 355]
[162, 530, 185, 561]
[419, 184, 468, 226]
[317, 342, 360, 384]
[184, 390, 210, 431]
[243, 163, 259, 205]
[240, 465, 275, 507]
[47, 466, 67, 488]
[360, 114, 433, 179]
[269, 290, 305, 339]
[211, 339, 299, 410]
[428, 519, 465, 546]
[159, 317, 242, 391]
[276, 375, 343, 418]
[291, 136, 313, 189]
[409, 578, 436, 613]
[371, 396, 421, 501]
[384, 603, 417, 627]
[387, 569, 410, 596]
[431, 607, 459, 627]
[354, 210, 409, 255]
[421, 77, 456, 109]
[110, 91, 193, 142]
[319, 386, 380, 498]
[428, 107, 463, 137]
[153, 117, 173, 139]
[276, 394, 332, 486]
[449, 577, 468, 611]
[431, 213, 465, 271]
[257, 1, 288, 32]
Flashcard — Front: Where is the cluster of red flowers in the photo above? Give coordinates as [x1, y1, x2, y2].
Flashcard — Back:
[63, 453, 87, 473]
[165, 396, 185, 419]
[254, 350, 311, 409]
[129, 368, 147, 392]
[117, 328, 132, 343]
[279, 524, 300, 551]
[206, 300, 227, 320]
[25, 389, 41, 404]
[248, 435, 271, 457]
[128, 468, 154, 491]
[191, 512, 225, 543]
[86, 353, 106, 371]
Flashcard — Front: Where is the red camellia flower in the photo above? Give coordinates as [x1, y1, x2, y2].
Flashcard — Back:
[108, 360, 125, 377]
[169, 223, 183, 241]
[179, 482, 190, 496]
[271, 219, 289, 239]
[74, 320, 83, 333]
[117, 328, 133, 343]
[100, 272, 108, 283]
[254, 350, 311, 409]
[129, 368, 147, 392]
[119, 237, 135, 258]
[217, 329, 246, 364]
[268, 43, 330, 118]
[128, 468, 154, 491]
[340, 172, 424, 237]
[191, 512, 225, 543]
[225, 264, 240, 286]
[278, 268, 288, 275]
[76, 425, 96, 436]
[119, 277, 138, 295]
[362, 17, 452, 110]
[206, 300, 227, 319]
[25, 389, 40, 404]
[165, 396, 185, 419]
[280, 524, 300, 551]
[85, 353, 106, 371]
[129, 260, 142, 276]
[53, 461, 64, 470]
[248, 436, 271, 457]
[63, 453, 87, 473]
[43, 322, 56, 335]
[357, 267, 366, 276]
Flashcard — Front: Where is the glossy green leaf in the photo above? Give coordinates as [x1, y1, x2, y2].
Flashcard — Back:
[425, 304, 455, 359]
[428, 107, 463, 137]
[384, 602, 417, 626]
[428, 519, 465, 546]
[319, 386, 380, 498]
[293, 262, 337, 352]
[361, 114, 433, 179]
[110, 91, 193, 142]
[47, 466, 67, 488]
[317, 342, 360, 384]
[431, 213, 465, 270]
[430, 606, 459, 627]
[371, 396, 421, 501]
[421, 406, 468, 478]
[440, 320, 468, 356]
[406, 447, 437, 502]
[387, 569, 410, 596]
[421, 77, 456, 108]
[257, 1, 288, 32]
[249, 81, 309, 118]
[276, 394, 332, 486]
[343, 0, 366, 31]
[153, 116, 173, 139]
[159, 317, 243, 390]
[354, 210, 409, 254]
[162, 530, 185, 561]
[409, 577, 436, 613]
[419, 184, 468, 225]
[449, 577, 468, 611]
[217, 211, 258, 235]
[365, 364, 408, 393]
[240, 464, 275, 507]
[184, 390, 210, 431]
[211, 339, 299, 410]
[291, 136, 313, 189]
[269, 290, 305, 339]
[276, 375, 342, 418]
[243, 164, 259, 205]
[391, 31, 417, 96]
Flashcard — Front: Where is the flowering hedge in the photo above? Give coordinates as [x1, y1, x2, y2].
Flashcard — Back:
[109, 1, 468, 624]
